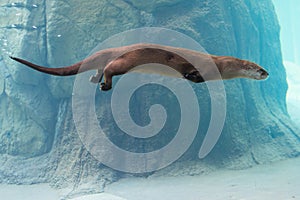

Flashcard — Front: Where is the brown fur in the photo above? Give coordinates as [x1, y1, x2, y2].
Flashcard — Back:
[10, 43, 268, 91]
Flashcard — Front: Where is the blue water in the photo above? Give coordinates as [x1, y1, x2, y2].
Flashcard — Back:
[0, 0, 299, 199]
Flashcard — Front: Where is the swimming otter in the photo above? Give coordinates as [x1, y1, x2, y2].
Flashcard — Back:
[10, 43, 268, 90]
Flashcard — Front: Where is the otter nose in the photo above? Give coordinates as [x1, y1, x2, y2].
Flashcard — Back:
[258, 69, 269, 77]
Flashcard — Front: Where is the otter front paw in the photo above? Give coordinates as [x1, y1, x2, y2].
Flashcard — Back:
[183, 72, 204, 83]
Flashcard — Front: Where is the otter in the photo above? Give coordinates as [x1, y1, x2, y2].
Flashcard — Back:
[9, 43, 268, 90]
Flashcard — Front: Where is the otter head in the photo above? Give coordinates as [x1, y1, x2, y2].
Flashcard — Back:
[240, 60, 269, 80]
[219, 57, 269, 80]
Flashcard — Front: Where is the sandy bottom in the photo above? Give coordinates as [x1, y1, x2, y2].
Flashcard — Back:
[1, 157, 300, 200]
[0, 184, 61, 200]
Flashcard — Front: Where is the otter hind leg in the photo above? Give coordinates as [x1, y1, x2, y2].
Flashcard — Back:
[100, 69, 113, 91]
[100, 75, 112, 91]
[99, 59, 129, 91]
[88, 70, 112, 91]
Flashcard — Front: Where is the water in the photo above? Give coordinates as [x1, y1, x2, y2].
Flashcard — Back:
[0, 0, 299, 199]
[273, 0, 300, 125]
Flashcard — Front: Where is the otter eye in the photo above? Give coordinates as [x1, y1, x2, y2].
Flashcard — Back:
[257, 69, 268, 76]
[257, 69, 264, 73]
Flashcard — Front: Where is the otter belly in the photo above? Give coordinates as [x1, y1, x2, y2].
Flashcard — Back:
[129, 63, 183, 78]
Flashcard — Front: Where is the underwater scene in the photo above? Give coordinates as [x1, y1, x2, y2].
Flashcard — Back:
[0, 0, 299, 199]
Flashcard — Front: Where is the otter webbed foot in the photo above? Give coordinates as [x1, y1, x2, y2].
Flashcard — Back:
[100, 82, 112, 91]
[89, 75, 99, 83]
[89, 73, 104, 84]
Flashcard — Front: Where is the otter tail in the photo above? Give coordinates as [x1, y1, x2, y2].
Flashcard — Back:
[9, 56, 85, 76]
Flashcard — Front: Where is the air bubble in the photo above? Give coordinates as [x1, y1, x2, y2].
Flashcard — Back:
[57, 35, 62, 37]
[32, 4, 38, 8]
[32, 26, 37, 29]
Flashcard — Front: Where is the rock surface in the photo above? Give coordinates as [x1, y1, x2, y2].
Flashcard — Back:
[0, 0, 299, 197]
